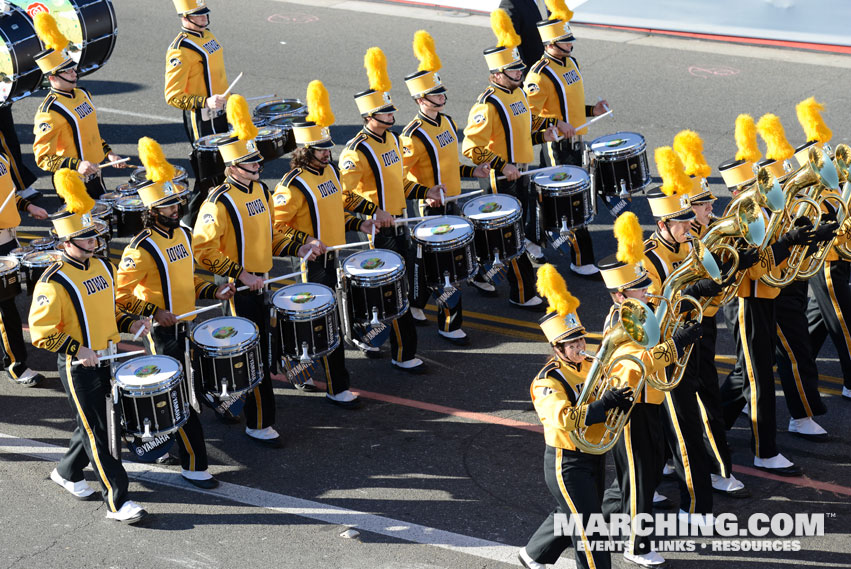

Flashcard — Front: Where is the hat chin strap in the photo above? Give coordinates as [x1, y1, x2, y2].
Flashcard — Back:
[308, 148, 330, 167]
[370, 115, 395, 127]
[69, 238, 95, 255]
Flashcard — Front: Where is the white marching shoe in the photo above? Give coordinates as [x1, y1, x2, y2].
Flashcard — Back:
[710, 473, 750, 497]
[410, 307, 427, 322]
[517, 547, 546, 569]
[624, 548, 667, 567]
[788, 417, 828, 441]
[106, 500, 147, 524]
[753, 453, 801, 476]
[50, 468, 95, 499]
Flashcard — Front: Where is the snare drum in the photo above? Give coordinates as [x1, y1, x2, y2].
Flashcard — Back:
[190, 316, 263, 399]
[253, 99, 307, 123]
[114, 196, 146, 237]
[341, 249, 409, 324]
[114, 355, 189, 440]
[92, 200, 113, 237]
[99, 191, 119, 207]
[21, 250, 61, 293]
[462, 194, 525, 265]
[114, 183, 138, 197]
[410, 216, 478, 287]
[590, 132, 651, 196]
[533, 166, 593, 232]
[0, 256, 21, 300]
[9, 246, 32, 261]
[130, 165, 188, 187]
[266, 116, 299, 154]
[30, 236, 55, 251]
[192, 133, 231, 182]
[272, 283, 340, 361]
[255, 125, 286, 162]
[0, 5, 43, 105]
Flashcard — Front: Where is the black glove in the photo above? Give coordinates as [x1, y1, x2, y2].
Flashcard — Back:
[682, 278, 723, 299]
[813, 221, 840, 243]
[585, 386, 634, 425]
[735, 247, 760, 271]
[821, 207, 838, 224]
[777, 223, 815, 248]
[672, 322, 703, 357]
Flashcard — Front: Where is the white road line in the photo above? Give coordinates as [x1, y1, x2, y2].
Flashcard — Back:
[98, 107, 183, 124]
[0, 432, 575, 569]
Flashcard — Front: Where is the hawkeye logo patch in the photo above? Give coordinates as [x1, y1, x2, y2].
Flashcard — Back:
[341, 160, 356, 171]
[36, 294, 49, 306]
[122, 257, 136, 269]
[525, 83, 540, 94]
[38, 122, 51, 133]
[273, 193, 286, 206]
[169, 57, 181, 68]
[202, 213, 215, 225]
[472, 113, 486, 125]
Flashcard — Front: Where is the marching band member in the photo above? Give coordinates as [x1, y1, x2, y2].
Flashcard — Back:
[165, 0, 229, 225]
[598, 212, 702, 568]
[272, 80, 369, 408]
[524, 0, 609, 276]
[461, 10, 558, 308]
[0, 106, 39, 197]
[31, 13, 127, 199]
[519, 264, 631, 569]
[193, 95, 315, 446]
[338, 47, 426, 373]
[401, 31, 492, 343]
[116, 137, 235, 488]
[28, 169, 151, 524]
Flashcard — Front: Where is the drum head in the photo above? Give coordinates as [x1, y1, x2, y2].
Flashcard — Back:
[92, 201, 111, 217]
[191, 316, 258, 349]
[30, 236, 55, 250]
[195, 132, 233, 151]
[9, 247, 32, 260]
[115, 355, 181, 389]
[22, 250, 61, 267]
[0, 256, 19, 273]
[532, 166, 590, 189]
[253, 99, 307, 120]
[412, 216, 474, 245]
[115, 196, 145, 211]
[343, 249, 403, 278]
[255, 125, 284, 141]
[131, 165, 187, 185]
[590, 132, 646, 158]
[272, 282, 335, 313]
[462, 195, 522, 221]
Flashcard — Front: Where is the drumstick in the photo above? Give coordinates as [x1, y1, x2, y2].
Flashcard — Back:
[151, 304, 221, 329]
[222, 72, 243, 97]
[72, 349, 146, 366]
[393, 215, 441, 225]
[444, 190, 484, 203]
[98, 157, 130, 169]
[439, 188, 444, 205]
[599, 97, 612, 117]
[132, 317, 152, 340]
[235, 269, 304, 293]
[573, 109, 614, 133]
[368, 222, 375, 250]
[326, 241, 372, 252]
[246, 94, 276, 102]
[496, 165, 561, 181]
[300, 257, 308, 284]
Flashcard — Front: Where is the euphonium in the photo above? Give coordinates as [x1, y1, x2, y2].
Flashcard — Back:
[832, 144, 851, 261]
[568, 298, 660, 455]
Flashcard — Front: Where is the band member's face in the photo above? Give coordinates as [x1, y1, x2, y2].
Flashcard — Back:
[67, 237, 97, 260]
[183, 14, 209, 30]
[555, 337, 586, 364]
[692, 203, 713, 226]
[554, 40, 574, 55]
[663, 219, 693, 243]
[157, 204, 180, 219]
[52, 68, 78, 89]
[312, 149, 331, 164]
[502, 68, 523, 83]
[419, 93, 446, 111]
[620, 287, 649, 304]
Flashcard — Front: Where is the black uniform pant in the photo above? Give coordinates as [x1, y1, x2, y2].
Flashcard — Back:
[306, 255, 350, 395]
[144, 324, 209, 472]
[694, 316, 733, 477]
[373, 228, 417, 362]
[721, 297, 779, 458]
[525, 445, 610, 569]
[0, 240, 29, 378]
[808, 259, 851, 389]
[774, 280, 826, 419]
[226, 287, 276, 429]
[56, 354, 129, 512]
[0, 106, 37, 189]
[182, 108, 229, 227]
[602, 403, 665, 555]
[539, 139, 596, 267]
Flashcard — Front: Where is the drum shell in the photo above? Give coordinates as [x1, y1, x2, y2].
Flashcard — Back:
[115, 200, 145, 237]
[190, 318, 263, 398]
[266, 116, 298, 154]
[471, 222, 523, 265]
[21, 251, 60, 294]
[117, 375, 189, 439]
[0, 6, 43, 105]
[192, 136, 229, 182]
[255, 126, 286, 162]
[417, 240, 477, 287]
[538, 186, 593, 231]
[273, 285, 340, 360]
[345, 272, 409, 324]
[590, 132, 651, 196]
[0, 257, 21, 301]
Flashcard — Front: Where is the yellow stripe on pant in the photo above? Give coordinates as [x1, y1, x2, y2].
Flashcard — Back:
[555, 447, 597, 569]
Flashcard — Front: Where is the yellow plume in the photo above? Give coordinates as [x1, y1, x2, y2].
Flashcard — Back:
[33, 12, 69, 52]
[796, 97, 832, 144]
[734, 114, 761, 163]
[614, 212, 644, 265]
[364, 47, 392, 92]
[655, 146, 691, 196]
[673, 130, 711, 178]
[756, 114, 794, 161]
[226, 94, 258, 142]
[54, 169, 94, 214]
[536, 264, 579, 317]
[305, 80, 335, 128]
[490, 9, 521, 49]
[545, 0, 574, 21]
[138, 137, 176, 184]
[413, 30, 441, 73]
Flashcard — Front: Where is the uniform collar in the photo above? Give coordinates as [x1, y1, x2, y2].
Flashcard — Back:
[489, 81, 514, 94]
[181, 27, 204, 38]
[226, 176, 252, 193]
[561, 358, 583, 373]
[151, 224, 174, 239]
[653, 230, 680, 253]
[49, 87, 75, 98]
[363, 126, 386, 143]
[544, 52, 567, 66]
[417, 111, 441, 127]
[303, 163, 323, 176]
[62, 252, 88, 270]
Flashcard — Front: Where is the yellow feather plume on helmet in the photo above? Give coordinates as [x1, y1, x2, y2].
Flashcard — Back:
[734, 114, 761, 163]
[413, 30, 441, 73]
[226, 94, 258, 142]
[55, 169, 94, 214]
[673, 130, 711, 178]
[536, 264, 579, 317]
[545, 0, 574, 22]
[614, 212, 643, 265]
[756, 114, 794, 161]
[490, 9, 521, 49]
[655, 146, 691, 196]
[138, 137, 176, 184]
[364, 47, 392, 92]
[796, 97, 832, 144]
[33, 12, 69, 52]
[305, 80, 335, 128]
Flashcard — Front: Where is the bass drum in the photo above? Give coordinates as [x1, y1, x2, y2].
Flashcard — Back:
[9, 0, 118, 76]
[0, 5, 42, 105]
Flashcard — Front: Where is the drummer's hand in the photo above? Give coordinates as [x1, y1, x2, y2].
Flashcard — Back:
[374, 208, 394, 228]
[425, 184, 446, 207]
[106, 152, 129, 169]
[593, 100, 610, 116]
[360, 219, 377, 235]
[472, 163, 491, 178]
[502, 164, 521, 182]
[206, 94, 227, 111]
[215, 282, 236, 300]
[130, 318, 151, 338]
[77, 160, 98, 177]
[556, 120, 576, 139]
[238, 269, 265, 291]
[543, 125, 560, 143]
[306, 237, 326, 255]
[26, 204, 48, 220]
[154, 308, 178, 328]
[76, 346, 99, 368]
[297, 243, 320, 261]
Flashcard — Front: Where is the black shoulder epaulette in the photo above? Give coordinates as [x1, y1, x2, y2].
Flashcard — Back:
[38, 94, 56, 113]
[537, 359, 561, 381]
[644, 239, 658, 252]
[281, 168, 302, 188]
[128, 228, 152, 249]
[345, 133, 368, 152]
[402, 119, 422, 138]
[169, 32, 188, 50]
[206, 183, 230, 203]
[39, 262, 62, 283]
[530, 58, 549, 74]
[476, 87, 495, 105]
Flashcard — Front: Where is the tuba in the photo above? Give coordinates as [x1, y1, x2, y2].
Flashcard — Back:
[568, 298, 660, 455]
[830, 144, 851, 262]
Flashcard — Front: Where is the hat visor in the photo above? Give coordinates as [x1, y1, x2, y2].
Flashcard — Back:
[366, 103, 397, 116]
[61, 226, 99, 241]
[51, 59, 77, 75]
[690, 194, 716, 204]
[623, 274, 653, 291]
[502, 60, 527, 72]
[152, 194, 187, 208]
[664, 210, 697, 222]
[183, 7, 210, 15]
[553, 328, 587, 344]
[419, 85, 447, 97]
[227, 150, 263, 166]
[305, 139, 334, 149]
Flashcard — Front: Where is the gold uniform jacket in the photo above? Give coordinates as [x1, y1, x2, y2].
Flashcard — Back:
[0, 153, 34, 230]
[339, 128, 413, 217]
[643, 233, 691, 297]
[29, 254, 135, 355]
[531, 357, 606, 451]
[272, 164, 363, 248]
[33, 88, 109, 172]
[116, 225, 219, 319]
[400, 112, 476, 198]
[461, 83, 553, 172]
[524, 54, 589, 135]
[164, 28, 228, 111]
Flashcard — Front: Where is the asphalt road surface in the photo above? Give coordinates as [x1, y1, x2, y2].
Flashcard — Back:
[0, 1, 849, 568]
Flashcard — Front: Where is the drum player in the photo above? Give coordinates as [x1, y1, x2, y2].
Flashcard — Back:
[116, 137, 236, 488]
[28, 169, 151, 525]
